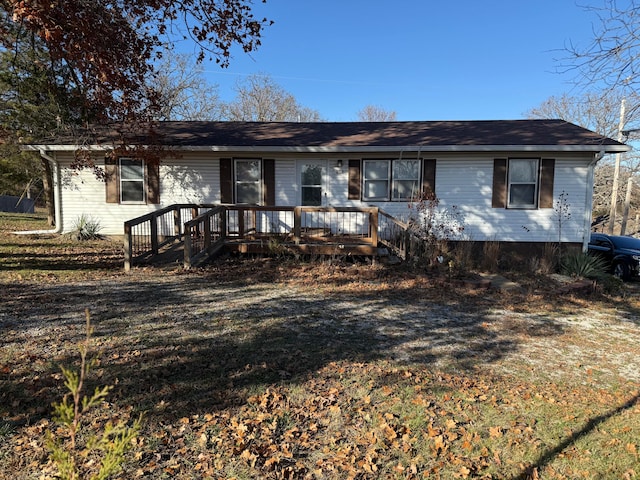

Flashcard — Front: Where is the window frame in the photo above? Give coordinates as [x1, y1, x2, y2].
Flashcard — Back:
[391, 159, 421, 200]
[507, 158, 540, 209]
[362, 159, 391, 201]
[119, 157, 146, 204]
[362, 158, 421, 202]
[234, 158, 263, 205]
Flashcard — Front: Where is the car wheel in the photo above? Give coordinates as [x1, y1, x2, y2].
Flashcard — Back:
[613, 262, 630, 280]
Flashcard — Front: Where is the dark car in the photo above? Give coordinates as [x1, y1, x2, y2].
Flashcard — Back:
[588, 233, 640, 280]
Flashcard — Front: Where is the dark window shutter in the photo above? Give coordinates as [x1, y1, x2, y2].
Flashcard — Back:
[263, 158, 275, 205]
[539, 158, 555, 208]
[422, 159, 436, 196]
[492, 158, 507, 208]
[146, 160, 160, 204]
[220, 158, 233, 203]
[348, 159, 361, 200]
[105, 155, 119, 203]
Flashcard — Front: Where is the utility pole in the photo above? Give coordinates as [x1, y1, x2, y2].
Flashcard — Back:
[608, 98, 626, 235]
[621, 177, 633, 235]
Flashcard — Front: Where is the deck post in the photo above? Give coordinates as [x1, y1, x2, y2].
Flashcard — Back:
[124, 222, 132, 272]
[173, 206, 182, 238]
[293, 206, 302, 244]
[150, 216, 159, 254]
[204, 215, 211, 251]
[220, 206, 227, 241]
[370, 208, 379, 247]
[251, 208, 257, 234]
[238, 207, 245, 238]
[191, 207, 200, 236]
[183, 224, 192, 269]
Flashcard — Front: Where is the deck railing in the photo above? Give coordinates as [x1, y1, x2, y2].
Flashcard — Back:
[124, 203, 216, 270]
[124, 204, 410, 270]
[183, 206, 227, 269]
[378, 209, 414, 260]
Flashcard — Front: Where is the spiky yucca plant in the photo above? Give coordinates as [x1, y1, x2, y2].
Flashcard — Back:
[560, 252, 608, 279]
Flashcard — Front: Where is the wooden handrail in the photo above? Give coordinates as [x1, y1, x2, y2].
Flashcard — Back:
[125, 204, 412, 270]
[124, 203, 217, 270]
[183, 206, 226, 269]
[378, 209, 413, 259]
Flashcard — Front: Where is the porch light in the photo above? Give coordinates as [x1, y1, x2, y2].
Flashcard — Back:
[337, 159, 343, 168]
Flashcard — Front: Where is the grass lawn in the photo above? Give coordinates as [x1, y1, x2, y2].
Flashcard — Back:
[1, 213, 640, 479]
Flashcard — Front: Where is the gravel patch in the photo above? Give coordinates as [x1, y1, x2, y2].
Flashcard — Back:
[2, 269, 640, 392]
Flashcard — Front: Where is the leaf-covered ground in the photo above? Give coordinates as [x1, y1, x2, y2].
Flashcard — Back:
[1, 213, 640, 479]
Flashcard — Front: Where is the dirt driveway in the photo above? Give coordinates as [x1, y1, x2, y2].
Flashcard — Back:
[2, 261, 640, 411]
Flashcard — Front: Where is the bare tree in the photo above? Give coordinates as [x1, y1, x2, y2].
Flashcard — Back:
[357, 105, 397, 121]
[222, 74, 322, 122]
[152, 53, 223, 121]
[525, 91, 640, 140]
[526, 90, 640, 233]
[559, 1, 640, 96]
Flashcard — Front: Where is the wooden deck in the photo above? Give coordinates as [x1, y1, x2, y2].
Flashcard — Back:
[123, 204, 412, 270]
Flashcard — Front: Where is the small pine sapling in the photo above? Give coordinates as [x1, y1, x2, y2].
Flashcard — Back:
[46, 309, 141, 480]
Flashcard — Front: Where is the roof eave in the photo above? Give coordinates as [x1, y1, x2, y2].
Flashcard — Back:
[24, 144, 631, 154]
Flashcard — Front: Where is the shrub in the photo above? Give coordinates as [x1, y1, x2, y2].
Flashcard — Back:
[539, 242, 560, 274]
[560, 252, 608, 279]
[451, 240, 475, 273]
[71, 214, 104, 241]
[595, 274, 625, 296]
[481, 240, 500, 272]
[408, 190, 465, 268]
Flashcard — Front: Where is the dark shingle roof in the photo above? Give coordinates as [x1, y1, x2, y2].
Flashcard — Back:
[35, 119, 628, 151]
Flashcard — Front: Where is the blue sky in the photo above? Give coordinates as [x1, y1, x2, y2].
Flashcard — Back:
[189, 1, 604, 121]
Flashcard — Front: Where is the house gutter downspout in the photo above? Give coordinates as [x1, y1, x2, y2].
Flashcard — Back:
[14, 149, 63, 235]
[582, 150, 605, 252]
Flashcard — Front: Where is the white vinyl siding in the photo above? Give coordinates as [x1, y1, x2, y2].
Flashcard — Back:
[55, 152, 593, 243]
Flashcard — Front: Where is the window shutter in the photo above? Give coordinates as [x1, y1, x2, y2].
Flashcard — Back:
[539, 158, 555, 208]
[422, 159, 436, 196]
[146, 160, 160, 204]
[263, 158, 275, 205]
[348, 159, 361, 200]
[105, 155, 119, 203]
[220, 158, 233, 203]
[492, 158, 507, 208]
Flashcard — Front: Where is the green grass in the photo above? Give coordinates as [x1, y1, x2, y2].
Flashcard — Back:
[0, 211, 123, 281]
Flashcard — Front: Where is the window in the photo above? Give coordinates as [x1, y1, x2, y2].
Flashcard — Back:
[492, 158, 554, 209]
[363, 160, 390, 200]
[220, 158, 274, 205]
[106, 156, 159, 204]
[300, 161, 325, 206]
[362, 159, 420, 201]
[507, 158, 539, 208]
[119, 158, 145, 203]
[235, 159, 261, 204]
[392, 160, 420, 200]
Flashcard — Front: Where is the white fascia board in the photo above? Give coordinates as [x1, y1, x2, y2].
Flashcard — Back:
[24, 144, 631, 154]
[23, 144, 108, 152]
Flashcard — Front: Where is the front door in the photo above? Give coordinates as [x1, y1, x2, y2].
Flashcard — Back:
[299, 160, 327, 206]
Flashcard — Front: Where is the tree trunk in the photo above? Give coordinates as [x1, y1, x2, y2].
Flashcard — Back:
[41, 157, 55, 227]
